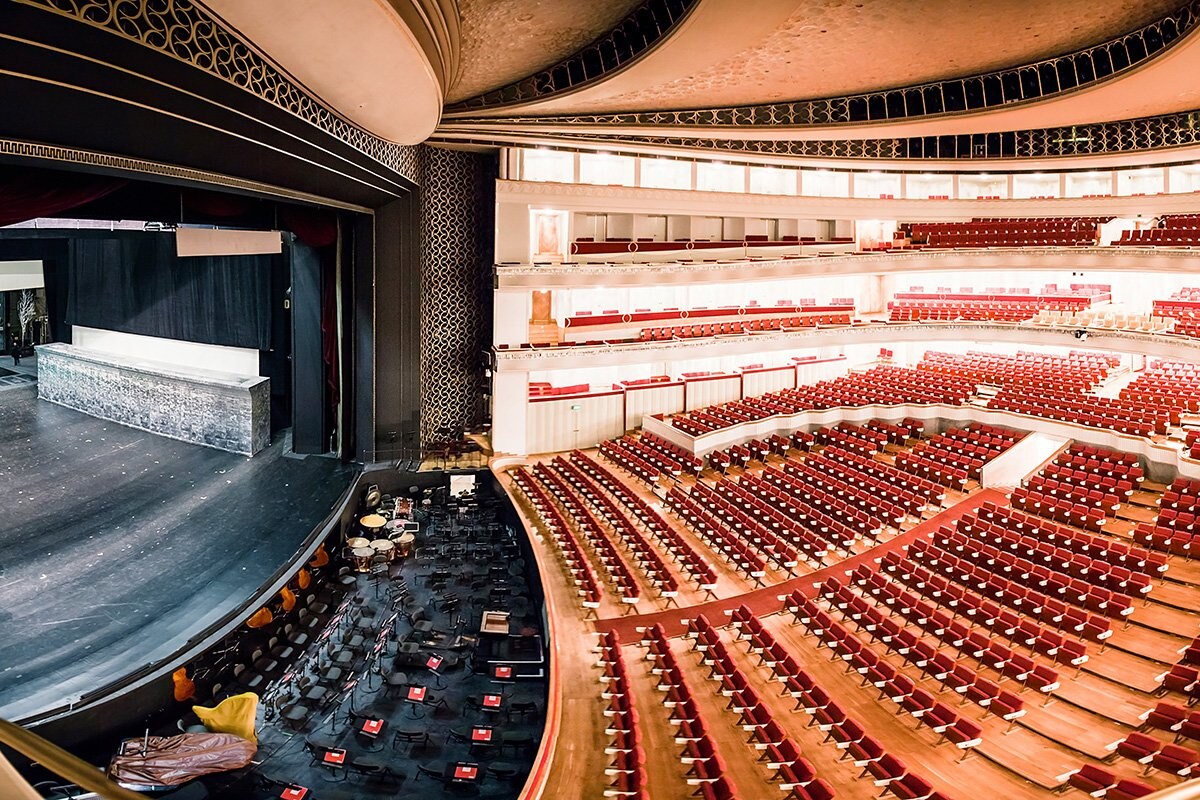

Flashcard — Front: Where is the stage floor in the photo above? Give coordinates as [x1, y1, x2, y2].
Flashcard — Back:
[0, 385, 356, 721]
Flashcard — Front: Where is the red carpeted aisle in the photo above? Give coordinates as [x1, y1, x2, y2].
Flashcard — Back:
[594, 488, 1008, 641]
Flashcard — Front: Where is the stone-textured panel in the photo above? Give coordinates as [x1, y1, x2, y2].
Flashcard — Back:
[37, 344, 270, 456]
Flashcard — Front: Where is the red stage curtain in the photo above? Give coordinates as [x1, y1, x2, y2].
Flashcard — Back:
[0, 168, 126, 227]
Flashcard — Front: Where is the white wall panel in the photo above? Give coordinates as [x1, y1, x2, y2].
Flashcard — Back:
[526, 392, 624, 454]
[684, 375, 741, 410]
[624, 382, 685, 430]
[742, 367, 796, 397]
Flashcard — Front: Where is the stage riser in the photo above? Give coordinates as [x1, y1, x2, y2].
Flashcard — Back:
[37, 343, 269, 455]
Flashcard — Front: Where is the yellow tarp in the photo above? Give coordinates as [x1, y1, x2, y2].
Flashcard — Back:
[192, 693, 259, 744]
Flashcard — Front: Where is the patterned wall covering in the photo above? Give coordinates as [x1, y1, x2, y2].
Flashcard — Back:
[417, 146, 495, 444]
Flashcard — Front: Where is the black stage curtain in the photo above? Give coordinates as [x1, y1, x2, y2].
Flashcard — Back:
[66, 233, 272, 349]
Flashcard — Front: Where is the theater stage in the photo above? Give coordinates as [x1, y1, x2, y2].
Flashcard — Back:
[0, 384, 356, 721]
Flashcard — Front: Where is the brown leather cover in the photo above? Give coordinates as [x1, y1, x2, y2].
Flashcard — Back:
[107, 733, 256, 788]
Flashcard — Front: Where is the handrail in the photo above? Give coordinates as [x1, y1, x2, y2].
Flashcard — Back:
[489, 457, 563, 800]
[0, 718, 148, 800]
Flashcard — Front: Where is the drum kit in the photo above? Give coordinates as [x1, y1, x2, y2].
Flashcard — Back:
[347, 489, 419, 571]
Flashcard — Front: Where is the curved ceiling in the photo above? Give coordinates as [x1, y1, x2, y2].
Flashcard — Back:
[446, 0, 643, 104]
[200, 0, 1200, 164]
[520, 0, 1183, 114]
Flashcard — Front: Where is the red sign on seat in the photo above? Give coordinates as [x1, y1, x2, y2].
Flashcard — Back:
[361, 718, 384, 736]
[482, 693, 501, 708]
[407, 686, 427, 702]
[471, 727, 493, 742]
[322, 749, 346, 766]
[454, 765, 478, 781]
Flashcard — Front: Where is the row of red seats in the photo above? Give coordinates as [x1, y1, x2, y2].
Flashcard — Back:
[815, 446, 946, 509]
[1188, 430, 1200, 460]
[644, 622, 834, 800]
[1059, 446, 1145, 482]
[1144, 701, 1200, 742]
[1161, 477, 1200, 513]
[1159, 664, 1200, 703]
[1115, 228, 1200, 246]
[958, 509, 1155, 596]
[595, 631, 645, 797]
[665, 486, 772, 580]
[569, 451, 718, 590]
[813, 422, 887, 457]
[640, 432, 704, 474]
[918, 349, 1116, 389]
[777, 458, 907, 528]
[599, 438, 663, 485]
[509, 468, 602, 609]
[888, 299, 1090, 323]
[708, 443, 754, 473]
[1133, 520, 1200, 558]
[1017, 478, 1119, 518]
[1064, 764, 1154, 799]
[841, 567, 1061, 698]
[1121, 360, 1200, 421]
[989, 392, 1160, 438]
[903, 539, 1113, 642]
[929, 528, 1136, 622]
[1110, 731, 1199, 777]
[704, 476, 846, 561]
[749, 467, 888, 541]
[780, 367, 976, 409]
[703, 609, 957, 800]
[879, 551, 1092, 667]
[782, 595, 985, 760]
[532, 462, 642, 605]
[811, 579, 1027, 725]
[1040, 462, 1135, 500]
[550, 456, 678, 600]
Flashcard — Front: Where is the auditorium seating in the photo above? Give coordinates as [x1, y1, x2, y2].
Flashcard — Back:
[1121, 360, 1200, 425]
[917, 350, 1117, 390]
[894, 424, 1022, 488]
[888, 285, 1108, 323]
[688, 610, 954, 798]
[906, 217, 1104, 248]
[1153, 288, 1200, 336]
[1134, 476, 1200, 557]
[1029, 307, 1176, 333]
[595, 630, 647, 797]
[1115, 216, 1200, 247]
[1009, 445, 1140, 532]
[510, 467, 603, 611]
[638, 310, 853, 341]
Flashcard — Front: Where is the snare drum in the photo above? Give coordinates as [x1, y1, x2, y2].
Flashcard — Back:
[370, 539, 395, 563]
[350, 547, 374, 573]
[346, 536, 370, 550]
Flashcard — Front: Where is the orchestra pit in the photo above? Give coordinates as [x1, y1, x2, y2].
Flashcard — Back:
[9, 3, 1200, 800]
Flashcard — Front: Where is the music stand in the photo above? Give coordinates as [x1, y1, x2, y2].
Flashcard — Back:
[426, 654, 446, 689]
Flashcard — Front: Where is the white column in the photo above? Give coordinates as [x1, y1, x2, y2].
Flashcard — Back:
[491, 370, 530, 455]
